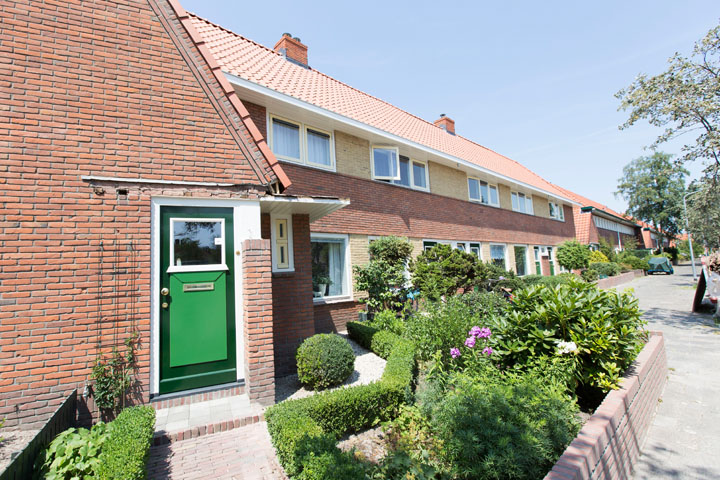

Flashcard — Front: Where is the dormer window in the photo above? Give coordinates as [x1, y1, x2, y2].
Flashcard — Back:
[549, 201, 565, 221]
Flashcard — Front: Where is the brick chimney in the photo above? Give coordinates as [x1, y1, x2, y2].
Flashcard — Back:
[434, 114, 455, 135]
[274, 33, 308, 67]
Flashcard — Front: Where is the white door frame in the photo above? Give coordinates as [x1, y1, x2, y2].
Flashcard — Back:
[150, 197, 261, 396]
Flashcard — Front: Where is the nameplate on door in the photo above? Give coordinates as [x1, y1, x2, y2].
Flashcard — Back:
[183, 283, 215, 292]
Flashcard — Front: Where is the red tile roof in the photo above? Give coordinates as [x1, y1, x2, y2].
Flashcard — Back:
[188, 13, 574, 202]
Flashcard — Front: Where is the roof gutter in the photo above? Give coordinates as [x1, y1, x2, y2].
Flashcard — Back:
[224, 72, 580, 206]
[580, 206, 639, 227]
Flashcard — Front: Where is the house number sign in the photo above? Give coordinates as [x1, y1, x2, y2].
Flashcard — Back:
[182, 283, 215, 292]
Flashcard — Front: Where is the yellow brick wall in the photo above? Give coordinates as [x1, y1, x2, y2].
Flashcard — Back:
[335, 131, 371, 179]
[408, 237, 424, 260]
[349, 234, 369, 298]
[498, 184, 512, 210]
[533, 195, 551, 218]
[428, 162, 467, 201]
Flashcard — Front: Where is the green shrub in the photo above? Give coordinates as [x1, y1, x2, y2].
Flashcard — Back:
[521, 273, 579, 288]
[598, 238, 618, 263]
[589, 250, 610, 263]
[631, 249, 652, 258]
[619, 255, 649, 271]
[354, 236, 414, 313]
[477, 262, 525, 293]
[410, 244, 480, 301]
[589, 261, 621, 277]
[297, 448, 367, 480]
[455, 290, 507, 317]
[266, 325, 416, 478]
[580, 268, 599, 282]
[498, 280, 646, 391]
[369, 309, 404, 335]
[422, 373, 580, 480]
[94, 406, 156, 480]
[36, 423, 109, 479]
[296, 334, 355, 390]
[556, 240, 590, 270]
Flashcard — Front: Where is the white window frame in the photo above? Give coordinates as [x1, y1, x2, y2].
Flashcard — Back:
[513, 244, 530, 276]
[271, 213, 294, 273]
[489, 243, 508, 269]
[268, 114, 335, 171]
[511, 191, 534, 215]
[549, 201, 565, 221]
[311, 233, 352, 303]
[385, 156, 430, 192]
[423, 239, 482, 260]
[467, 177, 500, 207]
[371, 145, 401, 181]
[167, 217, 228, 273]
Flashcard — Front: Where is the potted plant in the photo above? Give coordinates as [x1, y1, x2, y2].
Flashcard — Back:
[312, 264, 333, 298]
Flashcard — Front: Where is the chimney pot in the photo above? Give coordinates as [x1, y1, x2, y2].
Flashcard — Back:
[274, 34, 308, 67]
[434, 115, 455, 135]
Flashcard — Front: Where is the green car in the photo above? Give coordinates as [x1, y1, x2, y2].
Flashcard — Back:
[647, 257, 674, 275]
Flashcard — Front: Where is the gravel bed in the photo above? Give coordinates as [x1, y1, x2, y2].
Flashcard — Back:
[275, 333, 386, 403]
[337, 426, 387, 464]
[0, 428, 40, 473]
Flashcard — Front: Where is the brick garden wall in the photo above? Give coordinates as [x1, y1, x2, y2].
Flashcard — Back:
[545, 332, 667, 480]
[0, 0, 277, 426]
[314, 301, 363, 333]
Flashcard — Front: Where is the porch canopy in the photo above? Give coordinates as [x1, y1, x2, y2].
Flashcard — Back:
[260, 194, 349, 223]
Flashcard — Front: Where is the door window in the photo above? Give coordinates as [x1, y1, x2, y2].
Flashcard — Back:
[169, 218, 226, 271]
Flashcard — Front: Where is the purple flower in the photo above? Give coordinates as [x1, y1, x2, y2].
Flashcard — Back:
[478, 327, 492, 339]
[450, 348, 461, 359]
[482, 347, 493, 356]
[464, 336, 476, 348]
[469, 326, 482, 337]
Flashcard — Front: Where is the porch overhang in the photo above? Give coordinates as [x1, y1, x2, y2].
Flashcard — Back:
[260, 195, 350, 223]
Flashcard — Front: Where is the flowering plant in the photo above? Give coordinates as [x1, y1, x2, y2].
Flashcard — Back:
[444, 325, 494, 375]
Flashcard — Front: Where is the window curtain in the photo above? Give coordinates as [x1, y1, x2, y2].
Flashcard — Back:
[328, 242, 345, 296]
[307, 129, 331, 166]
[273, 119, 300, 159]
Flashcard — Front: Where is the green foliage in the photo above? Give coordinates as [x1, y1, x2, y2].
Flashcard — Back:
[420, 372, 580, 480]
[410, 244, 480, 301]
[297, 448, 367, 480]
[589, 262, 621, 277]
[369, 309, 404, 336]
[383, 405, 443, 465]
[36, 423, 108, 480]
[686, 177, 720, 250]
[371, 450, 444, 480]
[94, 406, 155, 480]
[580, 268, 599, 282]
[677, 238, 704, 259]
[521, 273, 579, 288]
[618, 255, 649, 271]
[353, 236, 414, 313]
[589, 250, 610, 263]
[266, 325, 416, 478]
[497, 280, 646, 391]
[296, 334, 355, 391]
[556, 240, 590, 270]
[615, 152, 688, 242]
[597, 238, 618, 263]
[91, 333, 138, 413]
[476, 262, 525, 293]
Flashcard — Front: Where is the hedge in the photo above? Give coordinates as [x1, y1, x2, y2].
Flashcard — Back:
[265, 323, 416, 478]
[94, 405, 156, 479]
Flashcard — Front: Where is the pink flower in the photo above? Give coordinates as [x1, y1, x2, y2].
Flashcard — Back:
[464, 336, 476, 348]
[482, 347, 493, 356]
[478, 327, 492, 339]
[469, 326, 482, 337]
[450, 348, 461, 359]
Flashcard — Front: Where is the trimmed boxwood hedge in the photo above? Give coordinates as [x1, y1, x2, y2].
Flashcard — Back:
[265, 323, 416, 478]
[296, 333, 355, 390]
[94, 405, 156, 479]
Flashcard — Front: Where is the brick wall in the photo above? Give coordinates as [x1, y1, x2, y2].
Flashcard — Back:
[241, 239, 275, 405]
[0, 0, 277, 426]
[261, 214, 315, 377]
[428, 161, 467, 201]
[546, 333, 667, 480]
[314, 301, 363, 333]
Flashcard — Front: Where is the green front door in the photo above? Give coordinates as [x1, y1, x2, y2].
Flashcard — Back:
[159, 206, 236, 394]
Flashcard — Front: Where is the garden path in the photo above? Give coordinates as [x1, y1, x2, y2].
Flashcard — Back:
[629, 263, 720, 479]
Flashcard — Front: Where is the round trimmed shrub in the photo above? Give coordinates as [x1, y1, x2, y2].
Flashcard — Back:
[296, 334, 355, 390]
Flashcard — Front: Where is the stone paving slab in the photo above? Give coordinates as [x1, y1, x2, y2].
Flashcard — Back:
[147, 421, 287, 480]
[155, 394, 258, 434]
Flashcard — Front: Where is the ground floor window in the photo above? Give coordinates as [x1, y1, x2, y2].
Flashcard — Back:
[423, 240, 482, 260]
[490, 244, 507, 269]
[514, 245, 528, 276]
[311, 234, 349, 298]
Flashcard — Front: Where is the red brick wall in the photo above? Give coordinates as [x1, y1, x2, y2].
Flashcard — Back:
[314, 301, 363, 333]
[0, 0, 275, 426]
[241, 239, 274, 405]
[596, 227, 642, 249]
[546, 333, 667, 480]
[261, 214, 315, 377]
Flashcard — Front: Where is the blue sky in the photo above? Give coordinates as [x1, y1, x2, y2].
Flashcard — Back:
[182, 0, 719, 212]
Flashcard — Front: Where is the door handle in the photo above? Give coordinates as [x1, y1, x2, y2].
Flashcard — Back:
[161, 287, 169, 308]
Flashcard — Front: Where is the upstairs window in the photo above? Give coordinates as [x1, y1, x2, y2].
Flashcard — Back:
[549, 201, 565, 221]
[372, 146, 400, 180]
[269, 115, 335, 170]
[511, 192, 534, 215]
[388, 156, 428, 190]
[468, 178, 499, 206]
[374, 150, 428, 191]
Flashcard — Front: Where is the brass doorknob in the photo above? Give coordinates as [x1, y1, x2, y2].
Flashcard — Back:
[161, 287, 169, 296]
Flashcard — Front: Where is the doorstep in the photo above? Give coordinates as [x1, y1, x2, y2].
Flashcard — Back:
[152, 393, 265, 446]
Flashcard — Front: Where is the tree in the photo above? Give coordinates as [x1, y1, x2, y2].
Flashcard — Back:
[353, 236, 413, 313]
[556, 240, 590, 271]
[410, 244, 480, 301]
[616, 23, 720, 180]
[616, 152, 687, 245]
[686, 177, 720, 250]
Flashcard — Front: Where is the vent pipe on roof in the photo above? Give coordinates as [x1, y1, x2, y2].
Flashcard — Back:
[274, 33, 309, 68]
[434, 114, 455, 135]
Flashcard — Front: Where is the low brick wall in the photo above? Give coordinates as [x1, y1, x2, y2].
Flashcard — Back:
[545, 332, 667, 480]
[597, 270, 644, 290]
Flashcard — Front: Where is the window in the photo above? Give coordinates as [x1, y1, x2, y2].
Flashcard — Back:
[490, 244, 506, 269]
[271, 216, 293, 272]
[514, 245, 528, 276]
[269, 115, 335, 169]
[372, 146, 400, 180]
[387, 156, 429, 191]
[511, 192, 534, 215]
[423, 240, 480, 258]
[470, 243, 481, 260]
[169, 218, 226, 272]
[468, 178, 499, 206]
[311, 234, 350, 299]
[549, 202, 565, 221]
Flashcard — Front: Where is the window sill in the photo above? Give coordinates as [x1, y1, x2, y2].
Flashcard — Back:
[372, 179, 430, 193]
[469, 199, 500, 208]
[279, 158, 336, 173]
[313, 295, 354, 305]
[272, 269, 295, 277]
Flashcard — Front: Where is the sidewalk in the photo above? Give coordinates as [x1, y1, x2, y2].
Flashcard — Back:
[628, 264, 720, 479]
